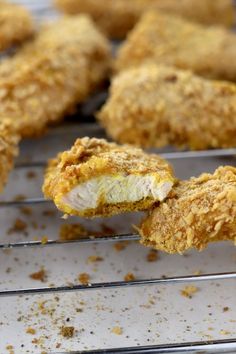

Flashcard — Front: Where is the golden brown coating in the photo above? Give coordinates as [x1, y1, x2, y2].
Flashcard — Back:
[55, 0, 235, 39]
[140, 166, 236, 254]
[98, 64, 236, 150]
[0, 1, 34, 52]
[43, 137, 175, 218]
[0, 119, 20, 192]
[115, 11, 236, 81]
[0, 15, 111, 137]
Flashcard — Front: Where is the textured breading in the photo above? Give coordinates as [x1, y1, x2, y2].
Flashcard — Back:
[115, 11, 236, 81]
[0, 119, 20, 192]
[0, 1, 34, 52]
[0, 15, 111, 137]
[139, 166, 236, 254]
[98, 64, 236, 150]
[55, 0, 234, 39]
[43, 137, 175, 218]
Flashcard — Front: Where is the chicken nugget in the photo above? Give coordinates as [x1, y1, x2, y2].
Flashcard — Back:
[98, 64, 236, 150]
[115, 11, 236, 81]
[55, 0, 234, 39]
[0, 15, 111, 137]
[43, 137, 175, 218]
[140, 166, 236, 254]
[0, 1, 34, 52]
[0, 119, 20, 192]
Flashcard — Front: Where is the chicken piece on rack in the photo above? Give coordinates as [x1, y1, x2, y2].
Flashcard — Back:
[98, 64, 236, 150]
[139, 166, 236, 254]
[0, 119, 20, 192]
[43, 137, 175, 218]
[0, 1, 34, 52]
[0, 15, 111, 137]
[115, 11, 236, 82]
[55, 0, 234, 39]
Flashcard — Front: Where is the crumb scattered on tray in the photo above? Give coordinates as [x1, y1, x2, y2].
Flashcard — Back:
[87, 255, 103, 263]
[124, 272, 135, 281]
[8, 218, 27, 235]
[146, 250, 159, 262]
[223, 307, 229, 312]
[181, 285, 199, 298]
[60, 326, 75, 338]
[26, 327, 36, 335]
[113, 241, 130, 251]
[26, 171, 36, 179]
[13, 194, 26, 201]
[42, 209, 57, 217]
[30, 268, 47, 282]
[111, 326, 123, 335]
[78, 273, 90, 285]
[20, 206, 32, 216]
[41, 236, 48, 244]
[60, 223, 90, 241]
[220, 330, 231, 335]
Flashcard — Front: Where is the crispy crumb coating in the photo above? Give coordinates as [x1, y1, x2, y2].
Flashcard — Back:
[0, 15, 111, 137]
[55, 0, 234, 39]
[140, 166, 236, 254]
[0, 1, 34, 52]
[115, 11, 236, 82]
[43, 137, 175, 218]
[0, 119, 20, 192]
[98, 64, 236, 150]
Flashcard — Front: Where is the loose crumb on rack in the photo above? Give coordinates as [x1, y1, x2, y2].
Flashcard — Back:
[60, 223, 90, 241]
[26, 171, 36, 179]
[26, 327, 36, 335]
[60, 326, 75, 338]
[111, 326, 123, 335]
[87, 255, 104, 263]
[7, 218, 27, 235]
[6, 345, 14, 354]
[181, 285, 199, 298]
[30, 267, 47, 282]
[78, 273, 90, 285]
[20, 206, 33, 216]
[42, 209, 57, 217]
[13, 194, 26, 201]
[41, 236, 48, 244]
[146, 250, 159, 262]
[220, 330, 231, 335]
[223, 306, 229, 312]
[124, 272, 136, 281]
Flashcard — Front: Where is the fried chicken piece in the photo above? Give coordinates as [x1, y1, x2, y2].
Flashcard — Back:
[140, 166, 236, 254]
[0, 15, 111, 137]
[115, 11, 236, 82]
[98, 64, 236, 150]
[43, 137, 175, 218]
[0, 1, 34, 52]
[0, 119, 20, 192]
[55, 0, 234, 39]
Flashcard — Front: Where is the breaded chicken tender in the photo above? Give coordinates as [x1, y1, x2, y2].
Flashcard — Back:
[98, 64, 236, 150]
[140, 166, 236, 254]
[55, 0, 234, 39]
[0, 119, 20, 192]
[0, 1, 34, 52]
[0, 15, 111, 137]
[115, 11, 236, 81]
[43, 137, 175, 218]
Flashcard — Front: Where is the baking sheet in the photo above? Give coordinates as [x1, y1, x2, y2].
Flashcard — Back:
[0, 124, 235, 353]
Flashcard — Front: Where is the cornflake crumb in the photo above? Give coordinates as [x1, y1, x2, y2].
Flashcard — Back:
[13, 194, 26, 201]
[42, 210, 57, 217]
[26, 327, 36, 335]
[60, 326, 75, 338]
[147, 250, 158, 262]
[20, 206, 32, 216]
[124, 272, 135, 281]
[78, 273, 90, 285]
[223, 307, 229, 312]
[60, 223, 89, 241]
[41, 236, 48, 244]
[87, 255, 103, 263]
[111, 326, 123, 335]
[113, 241, 129, 251]
[220, 330, 231, 335]
[26, 171, 36, 179]
[8, 218, 27, 235]
[181, 285, 199, 298]
[30, 268, 47, 282]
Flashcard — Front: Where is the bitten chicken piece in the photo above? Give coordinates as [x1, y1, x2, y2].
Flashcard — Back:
[140, 166, 236, 254]
[98, 64, 236, 150]
[55, 0, 234, 39]
[0, 119, 20, 192]
[0, 1, 34, 52]
[43, 137, 175, 218]
[0, 15, 111, 137]
[115, 11, 236, 82]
